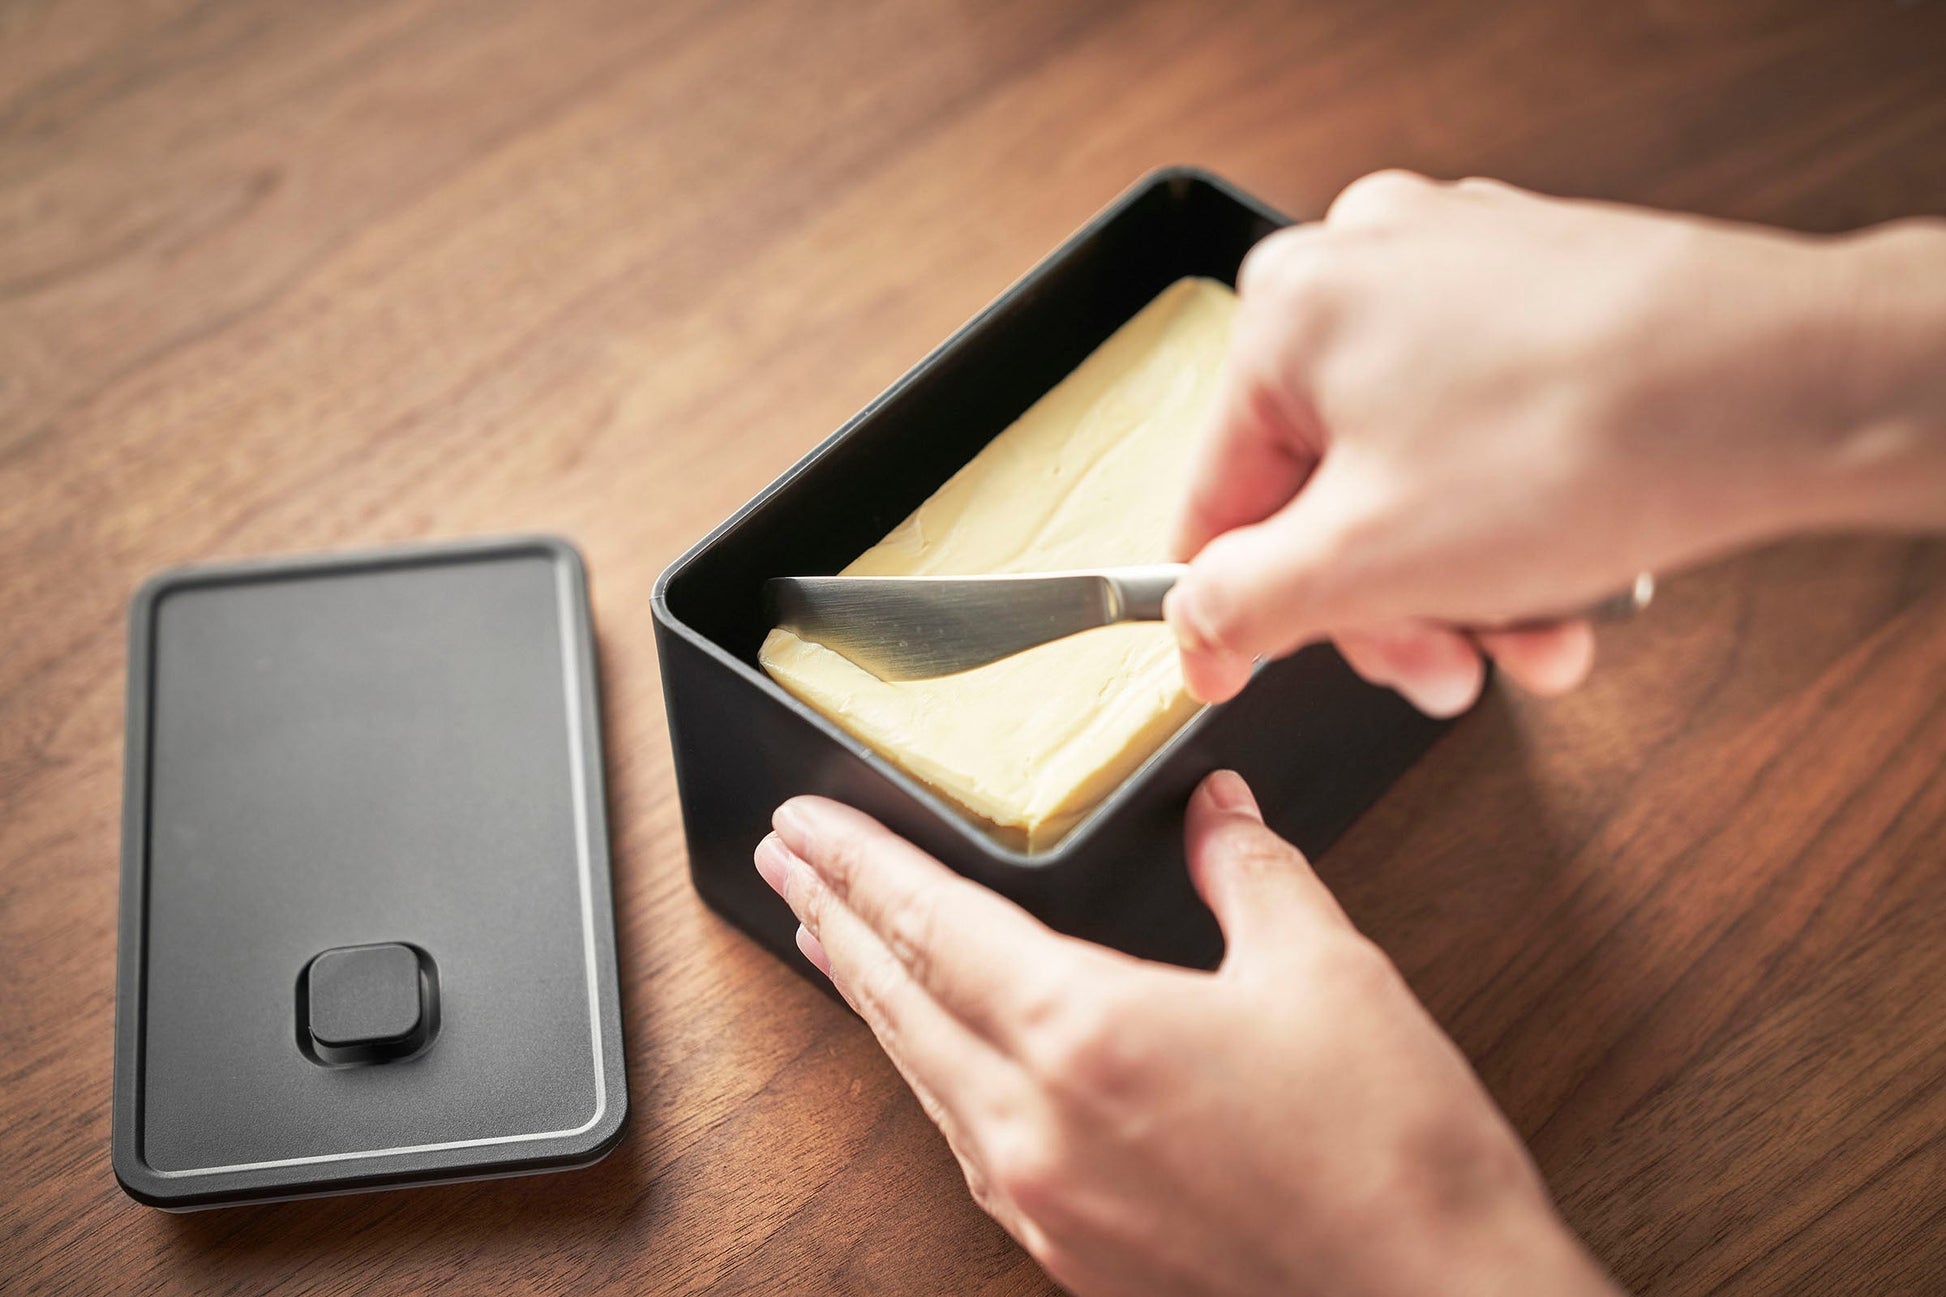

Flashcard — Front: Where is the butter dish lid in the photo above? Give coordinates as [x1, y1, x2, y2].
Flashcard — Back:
[112, 537, 627, 1209]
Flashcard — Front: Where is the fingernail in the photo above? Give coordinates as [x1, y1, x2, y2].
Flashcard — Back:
[754, 833, 792, 896]
[795, 924, 831, 976]
[1203, 769, 1262, 820]
[773, 799, 814, 855]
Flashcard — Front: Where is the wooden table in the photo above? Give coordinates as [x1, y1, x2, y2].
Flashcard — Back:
[4, 2, 1942, 1292]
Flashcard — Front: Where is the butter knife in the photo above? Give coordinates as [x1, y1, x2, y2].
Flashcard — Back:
[766, 565, 1653, 682]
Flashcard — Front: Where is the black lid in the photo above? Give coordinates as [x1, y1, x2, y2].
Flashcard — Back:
[112, 537, 627, 1209]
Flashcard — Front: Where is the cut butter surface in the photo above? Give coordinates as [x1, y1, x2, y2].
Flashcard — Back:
[760, 277, 1236, 850]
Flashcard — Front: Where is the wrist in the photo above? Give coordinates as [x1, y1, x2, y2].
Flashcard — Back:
[1799, 218, 1946, 530]
[1390, 1160, 1616, 1297]
[1432, 1193, 1619, 1297]
[1367, 1126, 1618, 1297]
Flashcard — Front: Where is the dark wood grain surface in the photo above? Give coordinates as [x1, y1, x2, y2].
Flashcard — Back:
[3, 2, 1942, 1293]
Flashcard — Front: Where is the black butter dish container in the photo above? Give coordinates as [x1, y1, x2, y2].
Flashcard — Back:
[653, 168, 1447, 980]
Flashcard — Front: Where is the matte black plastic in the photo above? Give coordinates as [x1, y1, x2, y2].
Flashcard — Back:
[652, 168, 1451, 983]
[301, 942, 437, 1064]
[114, 536, 627, 1209]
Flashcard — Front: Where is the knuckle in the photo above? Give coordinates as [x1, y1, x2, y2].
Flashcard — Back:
[1365, 625, 1454, 680]
[1236, 228, 1295, 298]
[848, 953, 907, 1036]
[791, 866, 832, 932]
[1191, 523, 1341, 658]
[1025, 986, 1147, 1099]
[1016, 1216, 1081, 1287]
[1182, 537, 1256, 652]
[1329, 168, 1436, 225]
[1207, 817, 1300, 878]
[1282, 489, 1388, 622]
[958, 1152, 1001, 1217]
[1312, 934, 1399, 1001]
[1005, 1210, 1070, 1281]
[879, 886, 941, 987]
[813, 829, 862, 896]
[911, 1082, 952, 1135]
[1006, 967, 1070, 1044]
[1237, 227, 1328, 301]
[985, 1124, 1068, 1222]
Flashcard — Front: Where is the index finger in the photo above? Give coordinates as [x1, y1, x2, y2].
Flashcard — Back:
[772, 797, 1114, 1054]
[1173, 355, 1317, 561]
[1172, 231, 1329, 559]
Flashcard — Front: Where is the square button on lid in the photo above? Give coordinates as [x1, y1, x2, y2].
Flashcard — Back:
[305, 943, 430, 1055]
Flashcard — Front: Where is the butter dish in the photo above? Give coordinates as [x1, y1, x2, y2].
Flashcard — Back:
[652, 167, 1449, 981]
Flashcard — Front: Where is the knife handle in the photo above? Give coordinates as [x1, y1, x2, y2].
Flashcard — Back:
[1104, 564, 1190, 621]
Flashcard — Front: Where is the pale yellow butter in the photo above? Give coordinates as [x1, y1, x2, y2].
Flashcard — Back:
[760, 277, 1236, 849]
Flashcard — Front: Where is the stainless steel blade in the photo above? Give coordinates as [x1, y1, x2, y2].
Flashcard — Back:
[766, 565, 1184, 681]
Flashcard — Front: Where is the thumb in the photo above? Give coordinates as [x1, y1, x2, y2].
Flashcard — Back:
[1166, 453, 1383, 703]
[1184, 771, 1351, 969]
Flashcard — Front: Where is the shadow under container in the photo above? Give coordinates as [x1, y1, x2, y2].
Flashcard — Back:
[653, 167, 1449, 984]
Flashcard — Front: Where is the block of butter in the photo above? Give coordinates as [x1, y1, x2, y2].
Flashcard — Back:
[759, 276, 1237, 849]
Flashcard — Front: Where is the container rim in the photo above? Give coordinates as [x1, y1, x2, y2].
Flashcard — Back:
[652, 166, 1294, 871]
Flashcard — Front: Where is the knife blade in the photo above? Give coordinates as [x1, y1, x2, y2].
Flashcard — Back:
[766, 564, 1185, 681]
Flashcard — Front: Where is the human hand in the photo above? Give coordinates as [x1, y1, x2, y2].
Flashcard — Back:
[1169, 171, 1946, 710]
[754, 771, 1617, 1297]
